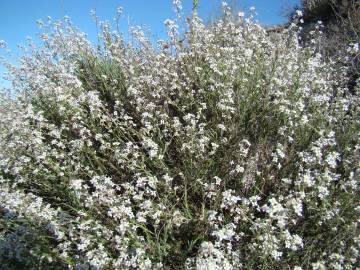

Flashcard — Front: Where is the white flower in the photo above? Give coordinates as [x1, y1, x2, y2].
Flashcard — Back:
[312, 261, 326, 270]
[244, 48, 253, 58]
[352, 43, 359, 52]
[70, 179, 83, 190]
[163, 174, 173, 184]
[217, 123, 226, 130]
[271, 250, 282, 260]
[325, 151, 340, 169]
[295, 10, 303, 17]
[284, 230, 303, 251]
[0, 40, 7, 48]
[235, 165, 244, 173]
[317, 185, 329, 199]
[213, 224, 236, 242]
[164, 19, 175, 27]
[117, 6, 123, 14]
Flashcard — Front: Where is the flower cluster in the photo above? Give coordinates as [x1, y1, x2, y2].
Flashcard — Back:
[0, 2, 359, 269]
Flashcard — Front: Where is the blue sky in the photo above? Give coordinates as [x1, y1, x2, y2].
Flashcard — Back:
[0, 0, 300, 87]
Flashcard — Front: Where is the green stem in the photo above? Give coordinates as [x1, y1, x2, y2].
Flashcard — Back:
[192, 0, 199, 17]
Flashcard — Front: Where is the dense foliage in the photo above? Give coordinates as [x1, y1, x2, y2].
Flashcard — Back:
[300, 0, 359, 93]
[0, 2, 359, 269]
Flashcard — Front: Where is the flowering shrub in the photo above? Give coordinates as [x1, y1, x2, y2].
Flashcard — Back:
[0, 3, 359, 269]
